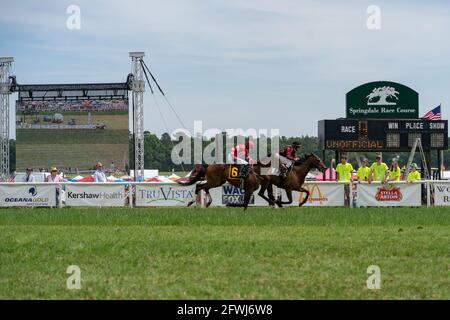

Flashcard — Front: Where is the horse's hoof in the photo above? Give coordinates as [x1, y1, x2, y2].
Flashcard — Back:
[187, 201, 194, 207]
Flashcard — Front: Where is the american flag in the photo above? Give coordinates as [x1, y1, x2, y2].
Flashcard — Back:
[422, 105, 442, 120]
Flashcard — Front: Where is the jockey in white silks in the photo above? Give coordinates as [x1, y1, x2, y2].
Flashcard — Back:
[227, 140, 255, 165]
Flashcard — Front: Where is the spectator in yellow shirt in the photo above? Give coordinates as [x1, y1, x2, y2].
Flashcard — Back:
[387, 158, 401, 182]
[336, 155, 353, 182]
[369, 155, 389, 182]
[356, 158, 371, 182]
[407, 163, 421, 182]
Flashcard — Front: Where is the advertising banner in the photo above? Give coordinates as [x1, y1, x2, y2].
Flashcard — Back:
[65, 184, 127, 207]
[286, 183, 345, 206]
[433, 183, 450, 206]
[357, 183, 421, 207]
[135, 184, 196, 207]
[208, 184, 268, 206]
[0, 184, 56, 207]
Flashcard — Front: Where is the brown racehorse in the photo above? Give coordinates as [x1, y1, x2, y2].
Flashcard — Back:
[254, 153, 327, 207]
[177, 164, 263, 210]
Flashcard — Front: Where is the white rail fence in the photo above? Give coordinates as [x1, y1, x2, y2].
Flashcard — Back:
[0, 181, 449, 208]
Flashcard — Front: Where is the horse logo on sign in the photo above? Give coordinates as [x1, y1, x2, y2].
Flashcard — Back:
[366, 86, 399, 105]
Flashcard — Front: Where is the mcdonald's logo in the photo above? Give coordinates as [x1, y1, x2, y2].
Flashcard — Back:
[299, 184, 328, 205]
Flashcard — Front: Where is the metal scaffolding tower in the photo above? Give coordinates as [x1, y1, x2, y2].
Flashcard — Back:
[0, 57, 13, 181]
[129, 52, 145, 180]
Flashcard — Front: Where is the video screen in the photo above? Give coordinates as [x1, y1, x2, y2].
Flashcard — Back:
[15, 99, 129, 173]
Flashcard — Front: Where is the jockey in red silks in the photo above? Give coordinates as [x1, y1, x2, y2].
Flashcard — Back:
[227, 140, 255, 165]
[276, 141, 302, 177]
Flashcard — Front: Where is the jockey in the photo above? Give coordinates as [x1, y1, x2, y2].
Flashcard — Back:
[277, 141, 302, 177]
[227, 140, 255, 178]
[227, 140, 255, 165]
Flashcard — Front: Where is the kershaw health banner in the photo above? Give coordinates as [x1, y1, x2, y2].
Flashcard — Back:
[136, 184, 197, 207]
[0, 184, 56, 207]
[288, 183, 345, 206]
[433, 183, 450, 206]
[357, 183, 421, 207]
[65, 184, 127, 207]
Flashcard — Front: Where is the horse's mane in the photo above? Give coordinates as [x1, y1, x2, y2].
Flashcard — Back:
[293, 153, 315, 166]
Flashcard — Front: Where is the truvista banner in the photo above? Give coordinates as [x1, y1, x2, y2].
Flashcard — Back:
[65, 184, 127, 207]
[136, 184, 197, 207]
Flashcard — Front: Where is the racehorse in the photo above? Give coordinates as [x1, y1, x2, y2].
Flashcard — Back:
[254, 153, 327, 207]
[177, 164, 263, 210]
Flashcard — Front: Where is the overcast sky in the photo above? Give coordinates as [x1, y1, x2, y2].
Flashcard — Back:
[1, 0, 449, 138]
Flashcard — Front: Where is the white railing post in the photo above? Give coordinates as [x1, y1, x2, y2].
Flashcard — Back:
[349, 182, 354, 208]
[426, 180, 431, 208]
[129, 185, 134, 208]
[59, 183, 63, 208]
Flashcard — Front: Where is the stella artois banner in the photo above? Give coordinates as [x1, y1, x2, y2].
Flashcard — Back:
[433, 182, 450, 206]
[65, 184, 127, 207]
[288, 183, 345, 206]
[357, 182, 421, 207]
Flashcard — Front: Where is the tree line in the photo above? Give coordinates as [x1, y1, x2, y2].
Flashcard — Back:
[8, 134, 450, 173]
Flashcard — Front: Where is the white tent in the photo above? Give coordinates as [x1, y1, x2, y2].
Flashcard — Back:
[130, 170, 159, 179]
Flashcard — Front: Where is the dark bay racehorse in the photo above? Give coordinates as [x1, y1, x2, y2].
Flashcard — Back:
[254, 153, 327, 207]
[177, 164, 262, 210]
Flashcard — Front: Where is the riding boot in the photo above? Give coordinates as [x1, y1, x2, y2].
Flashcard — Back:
[280, 164, 288, 178]
[240, 164, 250, 178]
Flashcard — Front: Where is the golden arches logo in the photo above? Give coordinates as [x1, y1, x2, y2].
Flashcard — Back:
[299, 184, 328, 205]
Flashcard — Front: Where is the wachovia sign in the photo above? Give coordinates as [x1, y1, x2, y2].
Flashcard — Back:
[0, 184, 56, 207]
[346, 81, 419, 119]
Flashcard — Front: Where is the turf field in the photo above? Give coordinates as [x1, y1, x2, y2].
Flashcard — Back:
[0, 207, 448, 299]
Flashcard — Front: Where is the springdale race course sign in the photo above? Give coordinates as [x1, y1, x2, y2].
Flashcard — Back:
[346, 81, 419, 119]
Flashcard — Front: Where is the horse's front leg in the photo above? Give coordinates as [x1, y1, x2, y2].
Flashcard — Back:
[187, 181, 206, 207]
[257, 181, 275, 207]
[243, 186, 257, 211]
[204, 188, 213, 208]
[298, 187, 310, 207]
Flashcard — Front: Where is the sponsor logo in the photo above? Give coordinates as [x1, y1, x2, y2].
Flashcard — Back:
[366, 86, 399, 106]
[67, 191, 126, 200]
[299, 184, 328, 205]
[375, 185, 403, 201]
[435, 185, 450, 204]
[139, 186, 194, 204]
[29, 186, 37, 196]
[222, 185, 254, 205]
[3, 185, 50, 205]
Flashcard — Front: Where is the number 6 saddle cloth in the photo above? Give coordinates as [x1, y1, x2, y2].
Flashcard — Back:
[228, 164, 250, 179]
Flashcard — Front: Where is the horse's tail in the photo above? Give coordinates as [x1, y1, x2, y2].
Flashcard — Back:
[176, 165, 207, 186]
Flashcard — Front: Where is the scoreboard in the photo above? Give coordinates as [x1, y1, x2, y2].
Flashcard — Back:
[318, 119, 448, 151]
